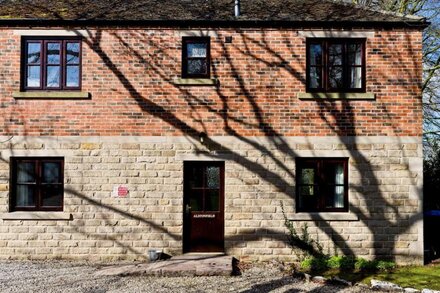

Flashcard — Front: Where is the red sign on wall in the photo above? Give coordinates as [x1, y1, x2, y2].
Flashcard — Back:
[112, 185, 129, 198]
[118, 186, 129, 197]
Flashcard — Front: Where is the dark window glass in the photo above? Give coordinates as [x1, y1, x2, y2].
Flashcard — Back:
[182, 37, 210, 78]
[307, 39, 365, 92]
[296, 158, 348, 212]
[11, 158, 64, 211]
[22, 38, 81, 90]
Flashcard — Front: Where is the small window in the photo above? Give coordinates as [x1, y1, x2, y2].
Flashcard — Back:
[22, 37, 81, 91]
[10, 157, 64, 211]
[307, 39, 365, 92]
[182, 37, 210, 78]
[296, 158, 348, 212]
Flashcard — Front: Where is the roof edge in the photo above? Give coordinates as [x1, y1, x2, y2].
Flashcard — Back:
[0, 19, 429, 29]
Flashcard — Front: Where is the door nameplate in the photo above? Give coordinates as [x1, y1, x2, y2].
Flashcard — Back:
[193, 214, 216, 218]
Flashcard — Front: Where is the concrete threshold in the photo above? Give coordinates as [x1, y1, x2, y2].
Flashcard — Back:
[95, 254, 237, 277]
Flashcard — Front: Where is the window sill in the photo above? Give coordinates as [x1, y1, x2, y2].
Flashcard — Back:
[289, 213, 359, 221]
[297, 92, 375, 100]
[0, 211, 72, 221]
[173, 78, 219, 86]
[13, 91, 90, 99]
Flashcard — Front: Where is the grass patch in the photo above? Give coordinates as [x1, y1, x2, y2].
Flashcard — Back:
[308, 264, 440, 290]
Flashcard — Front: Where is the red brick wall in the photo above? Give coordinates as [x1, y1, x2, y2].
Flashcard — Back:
[0, 27, 423, 137]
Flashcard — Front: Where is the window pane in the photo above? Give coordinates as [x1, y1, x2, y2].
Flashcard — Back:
[189, 190, 203, 211]
[17, 162, 35, 183]
[300, 168, 315, 185]
[309, 67, 321, 89]
[16, 185, 35, 207]
[329, 44, 343, 66]
[41, 185, 63, 207]
[298, 185, 317, 210]
[205, 189, 219, 211]
[66, 42, 80, 64]
[309, 44, 322, 66]
[47, 42, 61, 64]
[187, 43, 207, 58]
[66, 65, 80, 87]
[329, 66, 343, 88]
[206, 166, 219, 189]
[27, 43, 41, 64]
[42, 162, 62, 184]
[46, 66, 60, 88]
[349, 67, 362, 88]
[348, 43, 362, 66]
[324, 163, 344, 184]
[27, 66, 41, 87]
[187, 59, 207, 75]
[324, 185, 345, 208]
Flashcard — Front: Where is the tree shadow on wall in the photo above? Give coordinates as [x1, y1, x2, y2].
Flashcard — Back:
[0, 6, 424, 270]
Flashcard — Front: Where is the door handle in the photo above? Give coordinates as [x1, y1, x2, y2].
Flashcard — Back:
[185, 204, 191, 214]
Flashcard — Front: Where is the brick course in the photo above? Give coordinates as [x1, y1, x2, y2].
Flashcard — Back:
[0, 28, 423, 137]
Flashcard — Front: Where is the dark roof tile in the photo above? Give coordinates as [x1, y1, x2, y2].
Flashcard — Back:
[0, 0, 426, 24]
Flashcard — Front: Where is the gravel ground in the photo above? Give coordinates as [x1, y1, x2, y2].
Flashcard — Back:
[0, 260, 376, 293]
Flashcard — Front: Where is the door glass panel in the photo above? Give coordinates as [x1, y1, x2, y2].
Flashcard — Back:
[205, 189, 219, 211]
[41, 185, 63, 207]
[189, 190, 203, 211]
[27, 43, 41, 64]
[47, 42, 61, 64]
[17, 162, 35, 183]
[42, 162, 61, 184]
[206, 166, 220, 188]
[16, 185, 35, 206]
[188, 166, 203, 188]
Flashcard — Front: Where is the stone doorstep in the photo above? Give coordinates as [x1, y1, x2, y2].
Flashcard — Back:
[95, 254, 236, 277]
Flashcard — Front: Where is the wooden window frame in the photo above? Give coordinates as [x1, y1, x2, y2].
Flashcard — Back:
[182, 37, 211, 79]
[296, 158, 349, 213]
[21, 37, 82, 91]
[10, 157, 64, 212]
[306, 38, 366, 93]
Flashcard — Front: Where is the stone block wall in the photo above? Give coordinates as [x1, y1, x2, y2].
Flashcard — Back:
[0, 136, 423, 264]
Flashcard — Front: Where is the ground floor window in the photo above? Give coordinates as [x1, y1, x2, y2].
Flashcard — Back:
[10, 157, 64, 211]
[296, 158, 348, 212]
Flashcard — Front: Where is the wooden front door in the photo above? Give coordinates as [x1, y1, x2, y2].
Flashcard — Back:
[183, 161, 225, 253]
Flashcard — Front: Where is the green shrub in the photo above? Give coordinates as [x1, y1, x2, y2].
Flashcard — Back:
[339, 256, 356, 271]
[376, 260, 396, 271]
[355, 258, 375, 271]
[327, 255, 343, 269]
[300, 256, 328, 272]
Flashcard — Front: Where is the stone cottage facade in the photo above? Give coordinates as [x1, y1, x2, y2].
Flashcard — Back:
[0, 0, 427, 264]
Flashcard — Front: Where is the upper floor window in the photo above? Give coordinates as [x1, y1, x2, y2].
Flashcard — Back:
[182, 37, 210, 79]
[296, 158, 348, 212]
[10, 157, 64, 211]
[307, 39, 365, 93]
[22, 37, 81, 91]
